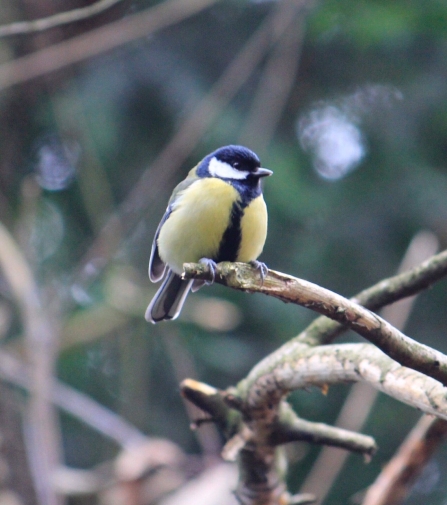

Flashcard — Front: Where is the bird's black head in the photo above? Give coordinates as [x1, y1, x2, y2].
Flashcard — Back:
[214, 145, 261, 173]
[197, 145, 272, 181]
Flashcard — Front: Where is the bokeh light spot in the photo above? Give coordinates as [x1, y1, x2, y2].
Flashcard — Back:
[298, 105, 365, 180]
[34, 134, 80, 191]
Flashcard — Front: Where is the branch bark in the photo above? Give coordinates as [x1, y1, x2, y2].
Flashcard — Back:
[182, 343, 447, 505]
[270, 402, 376, 456]
[362, 415, 447, 505]
[239, 343, 447, 419]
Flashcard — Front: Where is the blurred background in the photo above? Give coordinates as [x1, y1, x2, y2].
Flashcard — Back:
[1, 0, 447, 504]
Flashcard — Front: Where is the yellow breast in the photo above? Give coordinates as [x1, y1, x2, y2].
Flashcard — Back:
[237, 195, 268, 262]
[158, 178, 238, 274]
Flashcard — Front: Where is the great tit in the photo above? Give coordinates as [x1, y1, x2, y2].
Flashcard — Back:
[145, 145, 272, 323]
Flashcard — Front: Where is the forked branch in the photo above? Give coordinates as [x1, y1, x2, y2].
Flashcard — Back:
[181, 251, 447, 505]
[182, 260, 447, 386]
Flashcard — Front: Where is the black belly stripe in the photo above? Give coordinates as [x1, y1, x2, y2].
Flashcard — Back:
[214, 201, 244, 262]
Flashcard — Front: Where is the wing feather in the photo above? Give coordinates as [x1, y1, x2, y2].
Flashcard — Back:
[149, 208, 170, 282]
[148, 172, 199, 283]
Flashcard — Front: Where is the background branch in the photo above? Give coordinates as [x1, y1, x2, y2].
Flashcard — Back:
[0, 222, 62, 505]
[0, 349, 147, 447]
[0, 0, 220, 91]
[362, 415, 447, 505]
[0, 0, 123, 37]
[238, 1, 307, 153]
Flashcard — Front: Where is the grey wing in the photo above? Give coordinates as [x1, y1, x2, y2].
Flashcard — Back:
[149, 206, 172, 282]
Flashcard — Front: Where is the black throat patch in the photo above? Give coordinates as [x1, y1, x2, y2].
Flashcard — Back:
[214, 200, 244, 263]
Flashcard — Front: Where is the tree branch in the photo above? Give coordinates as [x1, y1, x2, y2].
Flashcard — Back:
[182, 343, 447, 505]
[362, 415, 447, 505]
[353, 247, 447, 310]
[181, 379, 335, 505]
[184, 247, 447, 349]
[182, 344, 416, 505]
[0, 0, 124, 37]
[0, 0, 220, 91]
[239, 343, 447, 418]
[296, 245, 447, 347]
[182, 261, 447, 386]
[271, 402, 376, 456]
[181, 250, 447, 504]
[181, 379, 376, 457]
[0, 222, 62, 505]
[298, 230, 439, 504]
[0, 349, 147, 448]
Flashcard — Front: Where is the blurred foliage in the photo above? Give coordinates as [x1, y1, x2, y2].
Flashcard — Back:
[1, 0, 447, 504]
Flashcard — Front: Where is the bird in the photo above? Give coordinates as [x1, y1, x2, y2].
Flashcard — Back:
[145, 145, 272, 323]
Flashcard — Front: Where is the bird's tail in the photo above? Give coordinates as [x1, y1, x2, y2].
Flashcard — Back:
[145, 270, 193, 323]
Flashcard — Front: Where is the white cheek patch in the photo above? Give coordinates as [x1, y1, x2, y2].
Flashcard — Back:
[208, 157, 249, 180]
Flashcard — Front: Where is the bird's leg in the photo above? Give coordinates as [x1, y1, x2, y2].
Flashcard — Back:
[199, 258, 218, 285]
[249, 260, 268, 285]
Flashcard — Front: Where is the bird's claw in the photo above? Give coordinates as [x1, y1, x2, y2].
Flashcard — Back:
[249, 260, 268, 285]
[199, 258, 218, 285]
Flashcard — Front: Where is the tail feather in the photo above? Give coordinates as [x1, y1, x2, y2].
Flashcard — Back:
[145, 270, 193, 323]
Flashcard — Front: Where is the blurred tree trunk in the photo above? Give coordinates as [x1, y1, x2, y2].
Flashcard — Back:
[0, 383, 37, 505]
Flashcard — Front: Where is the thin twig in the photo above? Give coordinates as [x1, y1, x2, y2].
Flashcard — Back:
[0, 0, 124, 37]
[272, 403, 376, 455]
[183, 260, 447, 386]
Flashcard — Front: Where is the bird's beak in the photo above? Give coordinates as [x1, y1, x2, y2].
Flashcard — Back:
[254, 167, 273, 178]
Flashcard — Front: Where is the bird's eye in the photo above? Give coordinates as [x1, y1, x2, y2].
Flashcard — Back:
[232, 162, 240, 169]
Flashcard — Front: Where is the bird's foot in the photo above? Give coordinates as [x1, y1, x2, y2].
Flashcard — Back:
[249, 260, 268, 285]
[199, 258, 218, 285]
